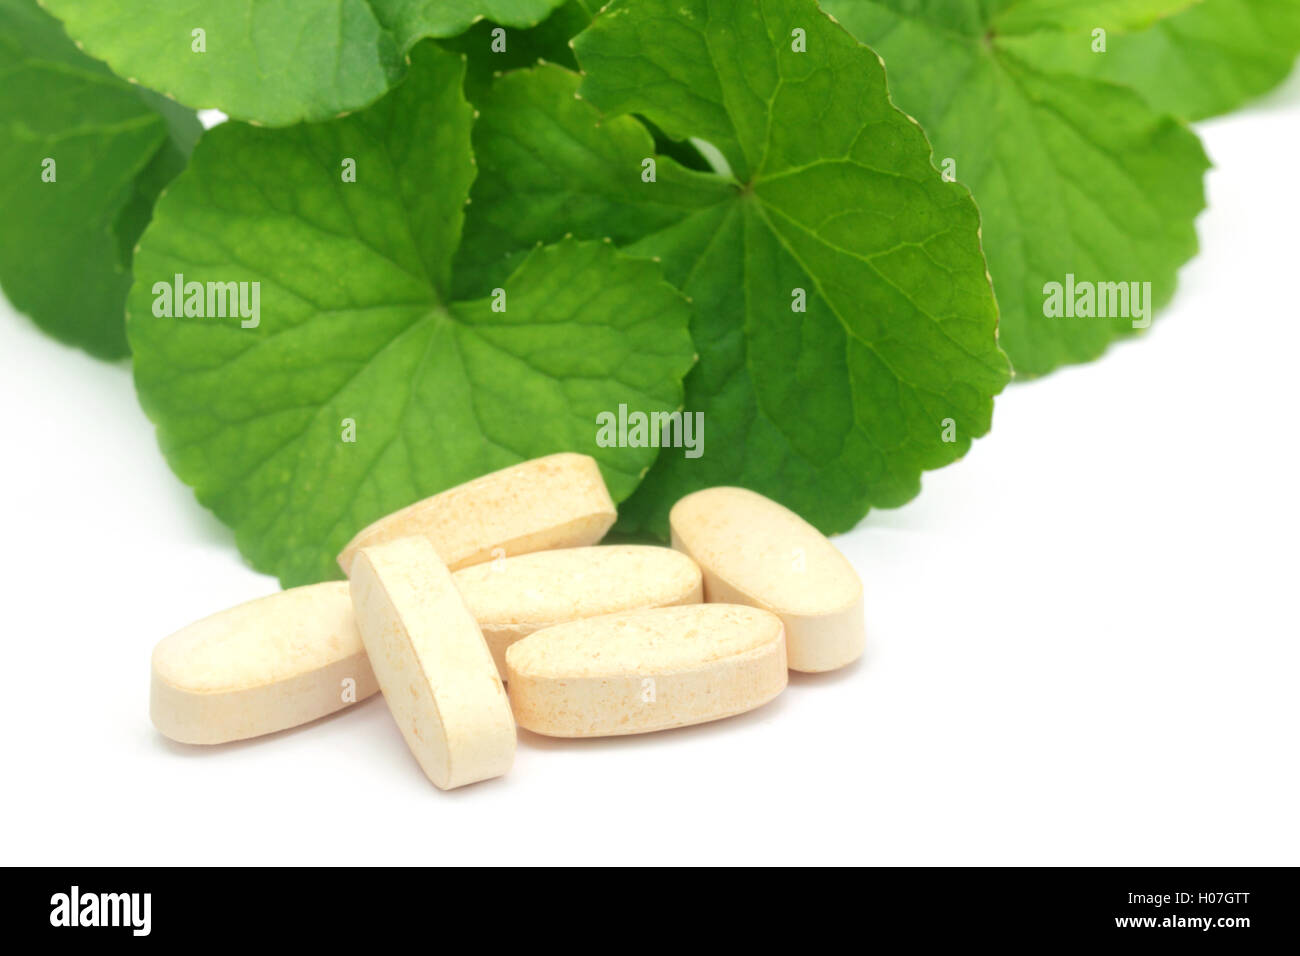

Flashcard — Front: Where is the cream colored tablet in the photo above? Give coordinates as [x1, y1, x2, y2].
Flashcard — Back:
[337, 453, 616, 575]
[454, 546, 704, 677]
[150, 582, 377, 745]
[349, 537, 515, 790]
[670, 487, 865, 673]
[506, 604, 787, 737]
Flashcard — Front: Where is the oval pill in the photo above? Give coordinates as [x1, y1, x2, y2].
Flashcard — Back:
[669, 487, 865, 673]
[337, 453, 617, 576]
[150, 581, 377, 745]
[454, 545, 704, 677]
[349, 537, 516, 790]
[506, 604, 787, 737]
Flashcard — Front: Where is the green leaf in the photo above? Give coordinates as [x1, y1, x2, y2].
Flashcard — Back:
[823, 0, 1210, 376]
[127, 44, 696, 587]
[377, 0, 567, 49]
[461, 0, 1010, 539]
[452, 63, 733, 299]
[992, 0, 1199, 35]
[0, 0, 199, 358]
[39, 0, 568, 125]
[998, 0, 1300, 120]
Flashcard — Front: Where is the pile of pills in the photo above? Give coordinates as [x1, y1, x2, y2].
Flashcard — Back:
[150, 453, 866, 789]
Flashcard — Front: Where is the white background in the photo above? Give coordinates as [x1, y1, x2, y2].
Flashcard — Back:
[2, 73, 1297, 867]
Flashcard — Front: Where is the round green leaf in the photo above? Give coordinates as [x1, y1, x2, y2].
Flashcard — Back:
[459, 0, 1010, 537]
[39, 0, 568, 125]
[0, 0, 198, 357]
[128, 45, 695, 585]
[824, 0, 1210, 376]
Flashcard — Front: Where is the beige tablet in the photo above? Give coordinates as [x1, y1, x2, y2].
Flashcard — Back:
[670, 487, 865, 673]
[507, 604, 787, 737]
[337, 453, 617, 575]
[150, 582, 377, 745]
[349, 537, 516, 790]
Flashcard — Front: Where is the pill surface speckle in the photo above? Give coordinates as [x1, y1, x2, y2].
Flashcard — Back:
[349, 537, 515, 790]
[150, 581, 377, 745]
[670, 487, 865, 672]
[506, 604, 787, 737]
[337, 453, 616, 575]
[454, 545, 703, 677]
